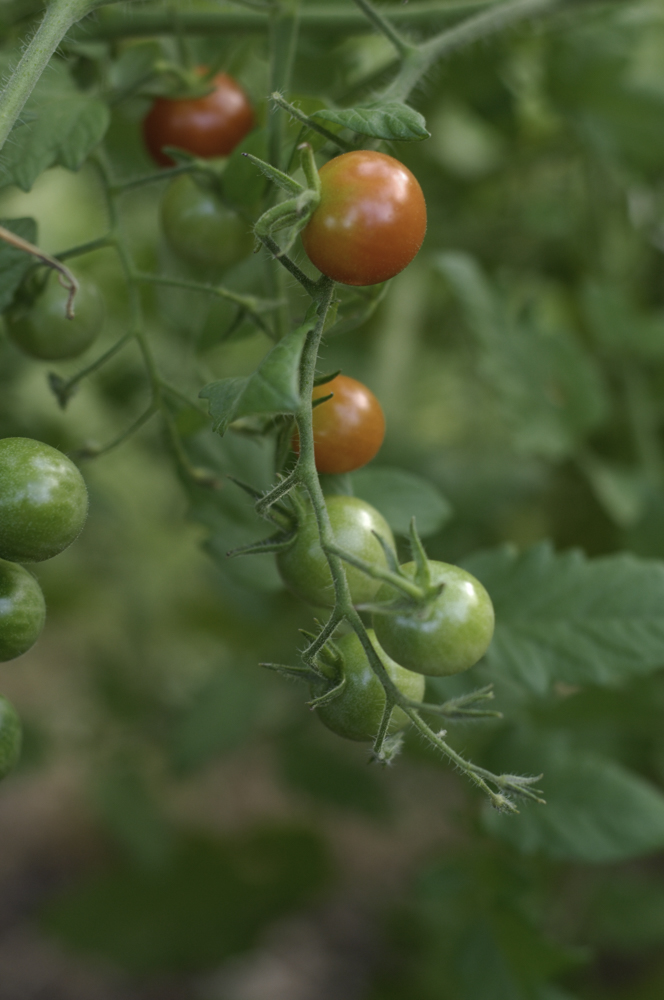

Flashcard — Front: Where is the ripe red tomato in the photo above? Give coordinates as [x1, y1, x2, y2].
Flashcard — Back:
[301, 150, 427, 286]
[293, 374, 385, 474]
[143, 72, 254, 167]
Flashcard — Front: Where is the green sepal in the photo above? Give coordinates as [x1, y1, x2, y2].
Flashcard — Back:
[227, 530, 297, 558]
[307, 676, 346, 709]
[313, 370, 341, 387]
[259, 662, 321, 683]
[243, 153, 304, 195]
[409, 518, 432, 590]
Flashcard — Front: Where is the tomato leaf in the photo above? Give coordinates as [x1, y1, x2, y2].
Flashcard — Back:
[484, 729, 664, 862]
[200, 316, 315, 435]
[437, 252, 609, 459]
[464, 542, 664, 693]
[0, 216, 37, 312]
[352, 466, 452, 538]
[312, 102, 430, 141]
[0, 61, 110, 191]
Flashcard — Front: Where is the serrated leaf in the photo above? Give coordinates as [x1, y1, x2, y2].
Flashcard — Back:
[463, 542, 664, 694]
[484, 730, 664, 862]
[0, 61, 110, 191]
[352, 466, 452, 538]
[0, 216, 37, 312]
[200, 317, 315, 435]
[312, 102, 429, 141]
[437, 252, 608, 459]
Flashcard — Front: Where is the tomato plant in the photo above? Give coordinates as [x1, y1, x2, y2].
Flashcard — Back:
[0, 558, 46, 662]
[311, 629, 424, 742]
[161, 174, 253, 272]
[0, 438, 88, 563]
[0, 695, 21, 779]
[6, 270, 104, 361]
[373, 561, 495, 676]
[276, 494, 394, 607]
[143, 71, 255, 167]
[292, 373, 385, 474]
[300, 150, 427, 286]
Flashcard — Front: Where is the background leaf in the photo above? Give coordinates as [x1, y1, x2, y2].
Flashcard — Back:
[312, 102, 430, 141]
[484, 730, 664, 862]
[200, 317, 314, 434]
[464, 543, 664, 693]
[352, 466, 452, 537]
[0, 61, 109, 191]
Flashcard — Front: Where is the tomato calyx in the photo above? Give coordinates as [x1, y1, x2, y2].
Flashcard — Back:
[325, 517, 441, 614]
[248, 143, 321, 255]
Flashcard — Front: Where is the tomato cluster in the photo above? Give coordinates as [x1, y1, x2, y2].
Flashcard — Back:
[274, 355, 494, 743]
[0, 438, 89, 779]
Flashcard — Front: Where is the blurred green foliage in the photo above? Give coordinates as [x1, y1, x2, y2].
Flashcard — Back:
[1, 0, 664, 997]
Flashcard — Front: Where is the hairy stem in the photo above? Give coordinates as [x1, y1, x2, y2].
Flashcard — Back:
[0, 0, 91, 151]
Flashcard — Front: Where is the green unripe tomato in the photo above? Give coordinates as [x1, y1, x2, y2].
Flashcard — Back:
[0, 438, 89, 563]
[0, 558, 46, 661]
[312, 629, 425, 742]
[277, 494, 395, 607]
[373, 561, 495, 677]
[161, 174, 254, 272]
[6, 271, 104, 361]
[0, 695, 22, 778]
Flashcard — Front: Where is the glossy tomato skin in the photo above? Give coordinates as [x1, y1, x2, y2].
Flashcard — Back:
[292, 374, 385, 474]
[0, 558, 46, 662]
[7, 272, 104, 361]
[277, 494, 395, 608]
[161, 174, 253, 271]
[0, 695, 21, 779]
[0, 438, 88, 563]
[312, 629, 425, 742]
[143, 72, 254, 167]
[373, 561, 495, 677]
[301, 150, 427, 286]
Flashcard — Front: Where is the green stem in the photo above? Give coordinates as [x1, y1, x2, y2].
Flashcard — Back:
[110, 163, 203, 194]
[382, 0, 561, 102]
[134, 271, 276, 337]
[352, 0, 416, 58]
[272, 93, 355, 153]
[74, 404, 158, 460]
[56, 234, 115, 262]
[72, 1, 497, 41]
[0, 0, 91, 151]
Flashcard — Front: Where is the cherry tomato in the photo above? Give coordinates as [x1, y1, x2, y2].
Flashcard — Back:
[373, 561, 495, 676]
[292, 374, 385, 474]
[277, 494, 395, 607]
[0, 438, 88, 563]
[301, 150, 427, 286]
[161, 174, 253, 272]
[312, 629, 425, 742]
[143, 71, 255, 167]
[0, 695, 21, 779]
[6, 271, 104, 361]
[0, 558, 46, 662]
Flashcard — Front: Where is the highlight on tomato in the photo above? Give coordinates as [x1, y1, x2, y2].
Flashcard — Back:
[373, 560, 495, 677]
[301, 150, 427, 286]
[292, 373, 385, 474]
